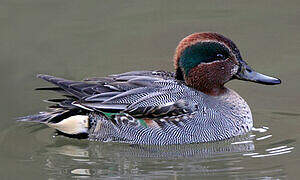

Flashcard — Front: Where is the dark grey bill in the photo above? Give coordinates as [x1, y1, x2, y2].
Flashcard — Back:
[234, 61, 281, 85]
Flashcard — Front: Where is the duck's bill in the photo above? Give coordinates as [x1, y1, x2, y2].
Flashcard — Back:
[234, 63, 281, 85]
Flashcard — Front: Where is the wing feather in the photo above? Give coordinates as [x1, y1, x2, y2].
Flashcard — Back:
[36, 71, 190, 118]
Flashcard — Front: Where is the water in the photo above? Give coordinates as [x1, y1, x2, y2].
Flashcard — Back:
[0, 0, 299, 179]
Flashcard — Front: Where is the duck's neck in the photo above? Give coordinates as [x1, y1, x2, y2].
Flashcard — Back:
[201, 86, 227, 96]
[180, 67, 227, 96]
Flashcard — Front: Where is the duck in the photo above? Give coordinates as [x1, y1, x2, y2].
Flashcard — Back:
[18, 32, 281, 145]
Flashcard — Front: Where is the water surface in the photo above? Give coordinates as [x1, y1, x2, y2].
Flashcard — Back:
[0, 0, 299, 179]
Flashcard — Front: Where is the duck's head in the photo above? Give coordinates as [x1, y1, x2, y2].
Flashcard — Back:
[174, 32, 281, 96]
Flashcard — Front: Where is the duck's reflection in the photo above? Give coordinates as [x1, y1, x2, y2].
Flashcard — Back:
[1, 125, 290, 179]
[44, 134, 255, 178]
[50, 134, 254, 159]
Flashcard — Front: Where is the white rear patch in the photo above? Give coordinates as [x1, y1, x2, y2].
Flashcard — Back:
[46, 115, 89, 135]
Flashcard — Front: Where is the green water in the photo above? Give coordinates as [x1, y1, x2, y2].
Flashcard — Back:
[0, 0, 299, 179]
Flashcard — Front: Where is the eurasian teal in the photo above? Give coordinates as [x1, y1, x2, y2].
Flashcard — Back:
[19, 32, 281, 145]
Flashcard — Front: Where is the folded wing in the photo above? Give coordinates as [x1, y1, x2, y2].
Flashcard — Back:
[35, 71, 191, 118]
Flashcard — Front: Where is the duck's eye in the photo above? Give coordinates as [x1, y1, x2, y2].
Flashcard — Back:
[216, 54, 225, 59]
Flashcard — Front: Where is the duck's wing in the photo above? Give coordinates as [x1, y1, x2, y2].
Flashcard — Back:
[35, 71, 191, 117]
[81, 79, 192, 117]
[36, 71, 175, 98]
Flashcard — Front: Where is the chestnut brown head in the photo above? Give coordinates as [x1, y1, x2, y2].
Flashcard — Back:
[174, 32, 281, 96]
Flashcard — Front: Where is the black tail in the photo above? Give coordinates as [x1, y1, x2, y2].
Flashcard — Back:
[17, 108, 87, 124]
[17, 111, 59, 123]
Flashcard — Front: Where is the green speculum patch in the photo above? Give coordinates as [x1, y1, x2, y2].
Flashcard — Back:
[179, 42, 230, 75]
[103, 112, 148, 127]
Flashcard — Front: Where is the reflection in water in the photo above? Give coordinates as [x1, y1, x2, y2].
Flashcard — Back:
[45, 134, 254, 178]
[249, 127, 295, 159]
[18, 127, 289, 179]
[0, 124, 294, 179]
[52, 135, 254, 160]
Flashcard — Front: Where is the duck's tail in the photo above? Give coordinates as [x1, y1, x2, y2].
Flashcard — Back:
[17, 111, 61, 123]
[17, 107, 91, 135]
